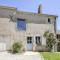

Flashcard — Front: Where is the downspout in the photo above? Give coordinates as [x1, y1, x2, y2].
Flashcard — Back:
[54, 17, 58, 52]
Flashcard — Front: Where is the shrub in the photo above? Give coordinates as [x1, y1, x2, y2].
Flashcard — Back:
[12, 42, 22, 53]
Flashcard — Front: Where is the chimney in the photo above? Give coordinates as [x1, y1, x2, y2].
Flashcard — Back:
[38, 4, 42, 14]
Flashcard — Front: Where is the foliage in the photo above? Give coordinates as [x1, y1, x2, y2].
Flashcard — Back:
[12, 42, 22, 53]
[44, 31, 56, 51]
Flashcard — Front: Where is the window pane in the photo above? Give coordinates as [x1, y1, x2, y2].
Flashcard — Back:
[48, 18, 51, 23]
[57, 35, 58, 39]
[35, 36, 41, 44]
[30, 40, 32, 43]
[27, 37, 32, 43]
[36, 37, 37, 44]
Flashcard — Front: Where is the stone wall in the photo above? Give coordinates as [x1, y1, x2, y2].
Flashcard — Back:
[0, 14, 56, 51]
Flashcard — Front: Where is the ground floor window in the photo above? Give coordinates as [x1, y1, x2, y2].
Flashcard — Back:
[27, 37, 32, 43]
[35, 36, 41, 44]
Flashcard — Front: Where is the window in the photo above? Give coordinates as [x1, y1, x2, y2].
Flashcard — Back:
[17, 18, 26, 30]
[57, 35, 58, 39]
[35, 36, 41, 44]
[27, 37, 32, 43]
[48, 18, 51, 23]
[57, 35, 60, 39]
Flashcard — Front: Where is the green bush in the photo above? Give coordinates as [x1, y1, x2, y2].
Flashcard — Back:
[12, 42, 22, 53]
[44, 31, 56, 52]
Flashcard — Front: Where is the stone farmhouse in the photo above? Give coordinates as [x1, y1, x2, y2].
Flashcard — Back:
[0, 5, 58, 51]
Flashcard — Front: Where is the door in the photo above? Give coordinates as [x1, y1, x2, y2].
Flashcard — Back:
[27, 37, 33, 51]
[0, 36, 11, 51]
[0, 36, 6, 51]
[0, 43, 6, 51]
[57, 42, 60, 52]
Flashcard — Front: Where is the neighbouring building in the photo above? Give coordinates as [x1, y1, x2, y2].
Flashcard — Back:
[56, 31, 60, 51]
[0, 5, 58, 51]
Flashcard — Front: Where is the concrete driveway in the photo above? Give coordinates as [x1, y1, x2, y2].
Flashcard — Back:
[0, 51, 44, 60]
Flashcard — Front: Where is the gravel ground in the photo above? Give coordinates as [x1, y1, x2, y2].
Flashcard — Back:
[0, 51, 44, 60]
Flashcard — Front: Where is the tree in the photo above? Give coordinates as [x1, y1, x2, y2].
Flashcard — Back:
[44, 31, 56, 52]
[12, 42, 22, 53]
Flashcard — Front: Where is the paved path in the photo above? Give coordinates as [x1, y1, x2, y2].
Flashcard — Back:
[0, 51, 44, 60]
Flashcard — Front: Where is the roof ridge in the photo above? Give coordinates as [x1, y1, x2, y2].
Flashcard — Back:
[0, 5, 16, 10]
[17, 10, 58, 17]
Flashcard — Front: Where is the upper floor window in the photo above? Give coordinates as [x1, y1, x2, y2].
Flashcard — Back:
[48, 18, 51, 24]
[17, 18, 26, 30]
[57, 35, 59, 39]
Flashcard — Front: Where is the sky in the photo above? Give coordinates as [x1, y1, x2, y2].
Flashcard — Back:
[0, 0, 60, 30]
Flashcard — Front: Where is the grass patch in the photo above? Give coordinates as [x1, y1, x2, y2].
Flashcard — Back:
[41, 52, 60, 60]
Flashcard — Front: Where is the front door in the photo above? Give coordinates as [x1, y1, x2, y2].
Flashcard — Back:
[27, 37, 33, 51]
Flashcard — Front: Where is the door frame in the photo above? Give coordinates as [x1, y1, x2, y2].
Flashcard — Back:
[26, 36, 33, 51]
